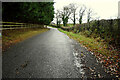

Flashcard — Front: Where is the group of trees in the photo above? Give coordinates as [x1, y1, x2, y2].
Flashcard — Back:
[2, 2, 54, 25]
[55, 3, 94, 27]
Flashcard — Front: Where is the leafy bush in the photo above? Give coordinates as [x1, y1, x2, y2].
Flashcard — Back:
[71, 19, 119, 47]
[83, 30, 91, 37]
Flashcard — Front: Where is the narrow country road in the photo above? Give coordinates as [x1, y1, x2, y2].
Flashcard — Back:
[3, 27, 115, 78]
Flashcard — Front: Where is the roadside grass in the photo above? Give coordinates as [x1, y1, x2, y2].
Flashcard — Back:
[66, 24, 74, 27]
[58, 28, 119, 75]
[58, 28, 108, 56]
[60, 24, 74, 27]
[2, 28, 49, 51]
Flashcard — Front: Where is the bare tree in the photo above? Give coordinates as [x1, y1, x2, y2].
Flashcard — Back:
[87, 8, 96, 30]
[79, 5, 86, 24]
[87, 8, 93, 23]
[61, 5, 72, 26]
[69, 3, 78, 25]
[55, 10, 62, 27]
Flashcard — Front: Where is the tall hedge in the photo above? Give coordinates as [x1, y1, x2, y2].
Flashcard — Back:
[2, 2, 54, 25]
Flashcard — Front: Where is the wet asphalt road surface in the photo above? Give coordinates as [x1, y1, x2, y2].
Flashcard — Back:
[3, 27, 115, 78]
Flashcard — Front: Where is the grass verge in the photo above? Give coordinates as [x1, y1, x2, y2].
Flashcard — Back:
[60, 24, 74, 27]
[2, 28, 49, 51]
[58, 28, 120, 76]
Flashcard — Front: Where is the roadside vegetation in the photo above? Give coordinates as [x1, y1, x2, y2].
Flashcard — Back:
[60, 24, 74, 27]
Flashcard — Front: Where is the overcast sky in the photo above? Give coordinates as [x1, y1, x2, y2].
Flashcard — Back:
[53, 0, 120, 23]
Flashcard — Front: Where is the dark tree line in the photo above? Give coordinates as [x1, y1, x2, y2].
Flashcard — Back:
[2, 2, 54, 25]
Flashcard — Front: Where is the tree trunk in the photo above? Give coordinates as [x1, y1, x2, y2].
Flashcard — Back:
[73, 13, 76, 25]
[79, 16, 82, 24]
